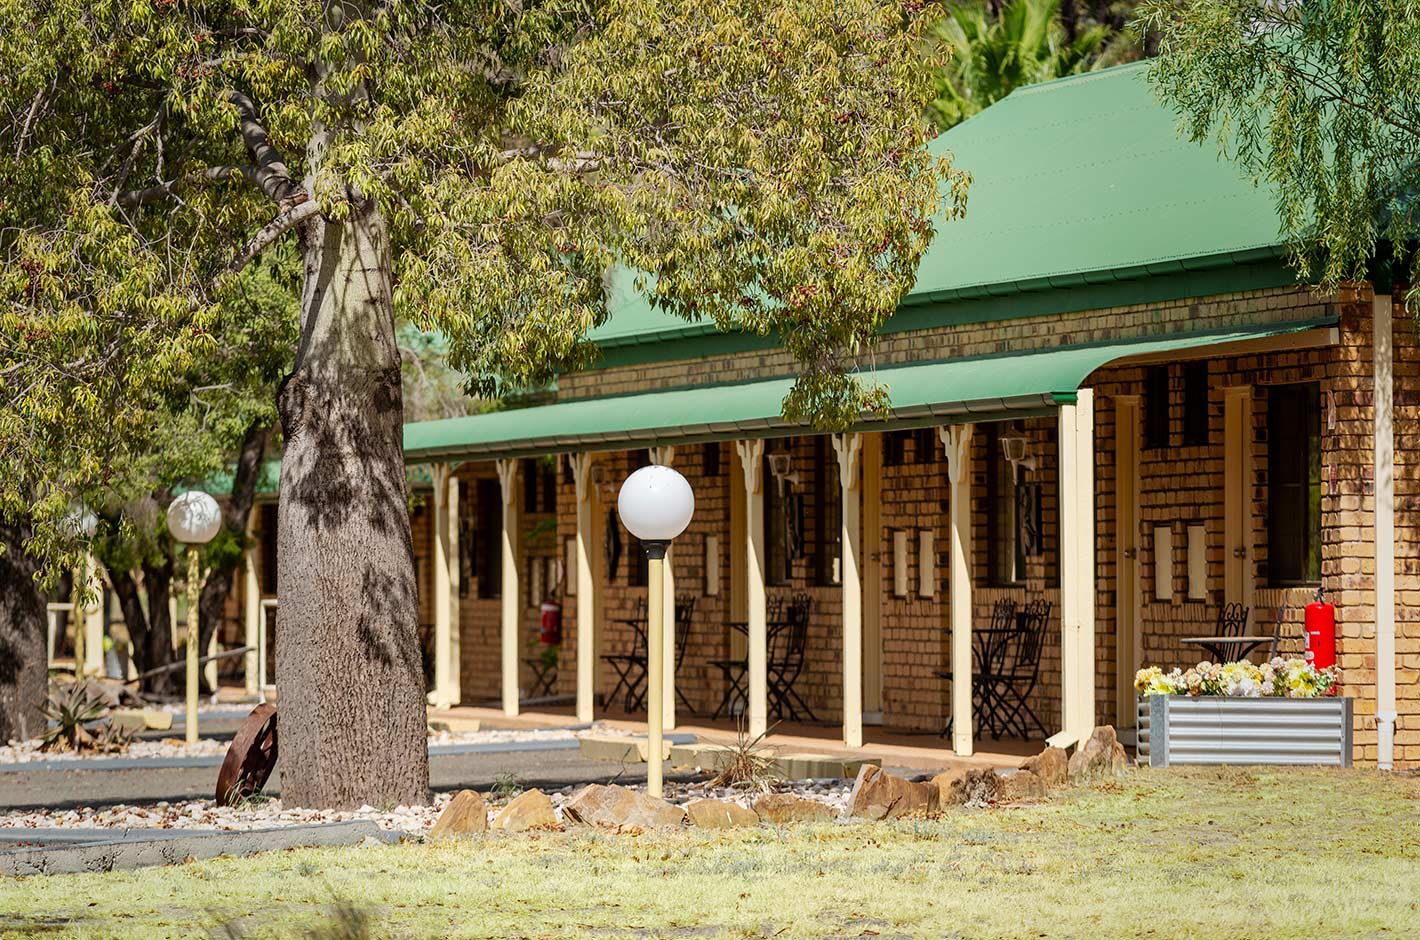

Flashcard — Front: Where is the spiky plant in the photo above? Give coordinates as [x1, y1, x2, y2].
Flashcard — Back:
[708, 720, 782, 793]
[38, 680, 131, 754]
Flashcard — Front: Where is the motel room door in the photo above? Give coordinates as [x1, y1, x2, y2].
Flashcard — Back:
[1115, 396, 1142, 729]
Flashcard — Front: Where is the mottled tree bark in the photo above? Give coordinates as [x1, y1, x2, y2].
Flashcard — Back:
[197, 421, 271, 689]
[0, 517, 48, 743]
[275, 201, 430, 808]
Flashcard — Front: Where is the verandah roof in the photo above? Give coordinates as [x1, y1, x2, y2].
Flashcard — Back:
[403, 321, 1326, 462]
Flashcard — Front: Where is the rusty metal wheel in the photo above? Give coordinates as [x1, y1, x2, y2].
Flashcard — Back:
[215, 703, 278, 806]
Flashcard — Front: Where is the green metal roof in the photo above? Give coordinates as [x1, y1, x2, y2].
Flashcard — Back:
[404, 320, 1325, 461]
[587, 61, 1287, 353]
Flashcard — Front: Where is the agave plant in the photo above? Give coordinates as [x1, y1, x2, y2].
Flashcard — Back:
[38, 681, 132, 754]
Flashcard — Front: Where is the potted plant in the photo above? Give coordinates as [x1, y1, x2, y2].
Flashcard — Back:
[1135, 658, 1351, 767]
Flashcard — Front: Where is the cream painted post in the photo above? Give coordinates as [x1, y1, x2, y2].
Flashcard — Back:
[1054, 390, 1097, 747]
[430, 463, 459, 708]
[1375, 293, 1397, 770]
[736, 439, 768, 738]
[242, 514, 260, 698]
[570, 453, 599, 722]
[940, 425, 974, 757]
[82, 558, 105, 677]
[833, 433, 864, 748]
[496, 459, 521, 716]
[651, 446, 678, 730]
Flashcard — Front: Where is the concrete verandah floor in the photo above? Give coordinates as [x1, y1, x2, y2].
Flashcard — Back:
[428, 701, 1038, 774]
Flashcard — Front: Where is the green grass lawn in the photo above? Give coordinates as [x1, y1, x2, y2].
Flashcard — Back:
[2, 767, 1417, 939]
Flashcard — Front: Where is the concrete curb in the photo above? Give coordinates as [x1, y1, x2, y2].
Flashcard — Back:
[0, 733, 613, 774]
[0, 820, 398, 877]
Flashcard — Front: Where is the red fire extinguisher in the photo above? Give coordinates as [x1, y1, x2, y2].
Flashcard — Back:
[539, 599, 563, 646]
[1304, 588, 1336, 672]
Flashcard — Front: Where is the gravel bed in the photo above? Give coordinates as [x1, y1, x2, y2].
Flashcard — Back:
[0, 779, 852, 836]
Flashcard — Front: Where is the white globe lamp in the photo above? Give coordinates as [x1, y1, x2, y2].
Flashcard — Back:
[615, 463, 694, 799]
[167, 490, 222, 545]
[168, 489, 222, 744]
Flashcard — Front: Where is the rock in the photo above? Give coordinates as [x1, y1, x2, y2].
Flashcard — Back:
[1068, 726, 1129, 783]
[110, 708, 173, 733]
[562, 784, 686, 829]
[685, 799, 758, 829]
[930, 767, 970, 806]
[751, 793, 833, 824]
[1020, 746, 1069, 788]
[846, 765, 939, 820]
[943, 768, 1002, 806]
[491, 789, 559, 832]
[428, 789, 488, 840]
[996, 770, 1046, 803]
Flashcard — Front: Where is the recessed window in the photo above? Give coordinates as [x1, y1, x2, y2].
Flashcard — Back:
[883, 431, 907, 467]
[703, 442, 722, 478]
[1183, 361, 1209, 446]
[986, 424, 1025, 585]
[814, 436, 842, 586]
[628, 451, 650, 586]
[1267, 383, 1322, 585]
[475, 478, 502, 598]
[1145, 365, 1170, 449]
[913, 427, 937, 464]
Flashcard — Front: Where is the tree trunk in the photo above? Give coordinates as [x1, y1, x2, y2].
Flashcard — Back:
[275, 201, 430, 808]
[0, 517, 49, 742]
[198, 421, 270, 691]
[107, 564, 179, 697]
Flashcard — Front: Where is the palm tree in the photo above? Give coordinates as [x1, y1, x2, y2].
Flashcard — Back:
[928, 0, 1119, 129]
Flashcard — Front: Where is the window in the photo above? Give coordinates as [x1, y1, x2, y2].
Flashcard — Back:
[702, 442, 722, 478]
[913, 427, 937, 464]
[628, 451, 650, 586]
[475, 478, 502, 598]
[883, 431, 907, 467]
[1183, 361, 1209, 446]
[258, 503, 278, 594]
[1145, 365, 1170, 449]
[522, 459, 556, 514]
[814, 436, 842, 585]
[986, 424, 1026, 585]
[1268, 383, 1322, 584]
[765, 453, 790, 585]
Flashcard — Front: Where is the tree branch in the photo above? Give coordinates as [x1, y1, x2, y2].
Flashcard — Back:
[115, 165, 261, 207]
[226, 197, 321, 275]
[226, 90, 301, 203]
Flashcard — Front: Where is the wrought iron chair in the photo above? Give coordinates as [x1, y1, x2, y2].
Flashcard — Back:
[600, 598, 648, 711]
[672, 595, 697, 714]
[767, 594, 815, 721]
[710, 595, 786, 719]
[938, 598, 1017, 739]
[991, 599, 1052, 739]
[1217, 601, 1251, 639]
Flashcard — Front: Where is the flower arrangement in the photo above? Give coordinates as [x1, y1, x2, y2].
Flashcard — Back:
[1135, 657, 1337, 699]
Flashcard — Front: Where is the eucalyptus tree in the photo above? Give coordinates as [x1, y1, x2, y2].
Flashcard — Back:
[0, 0, 962, 807]
[1139, 0, 1420, 291]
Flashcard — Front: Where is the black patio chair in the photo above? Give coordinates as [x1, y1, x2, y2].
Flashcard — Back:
[600, 598, 648, 711]
[1217, 601, 1251, 639]
[710, 596, 786, 719]
[991, 599, 1051, 739]
[768, 594, 816, 721]
[673, 594, 697, 714]
[938, 598, 1017, 739]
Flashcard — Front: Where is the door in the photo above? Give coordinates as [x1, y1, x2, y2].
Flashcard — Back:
[861, 433, 884, 722]
[1114, 397, 1142, 728]
[1223, 386, 1253, 609]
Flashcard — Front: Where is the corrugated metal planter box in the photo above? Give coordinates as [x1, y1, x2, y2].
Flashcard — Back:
[1136, 695, 1353, 768]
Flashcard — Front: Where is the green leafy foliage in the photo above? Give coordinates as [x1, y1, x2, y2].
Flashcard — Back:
[928, 0, 1121, 129]
[1138, 0, 1420, 295]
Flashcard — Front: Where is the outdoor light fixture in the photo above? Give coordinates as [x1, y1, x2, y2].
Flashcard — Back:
[1000, 435, 1036, 478]
[63, 503, 99, 675]
[167, 490, 222, 744]
[767, 453, 801, 494]
[617, 464, 694, 798]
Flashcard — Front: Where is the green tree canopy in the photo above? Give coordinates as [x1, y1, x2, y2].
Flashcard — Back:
[1139, 0, 1420, 291]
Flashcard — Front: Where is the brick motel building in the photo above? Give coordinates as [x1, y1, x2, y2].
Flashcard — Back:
[222, 63, 1416, 767]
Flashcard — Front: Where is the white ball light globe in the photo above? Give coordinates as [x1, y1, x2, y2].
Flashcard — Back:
[167, 491, 223, 545]
[617, 465, 694, 542]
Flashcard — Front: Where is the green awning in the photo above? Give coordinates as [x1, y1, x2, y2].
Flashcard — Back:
[403, 321, 1331, 462]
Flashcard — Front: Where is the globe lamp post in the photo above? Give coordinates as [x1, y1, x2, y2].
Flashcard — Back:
[167, 491, 222, 744]
[63, 504, 98, 676]
[617, 464, 694, 798]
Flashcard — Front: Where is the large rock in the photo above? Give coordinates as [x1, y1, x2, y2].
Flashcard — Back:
[491, 789, 559, 832]
[996, 770, 1046, 803]
[751, 793, 833, 824]
[942, 768, 1002, 806]
[685, 799, 759, 829]
[562, 784, 686, 830]
[846, 765, 939, 820]
[1020, 746, 1069, 788]
[1068, 726, 1129, 783]
[930, 767, 970, 806]
[428, 789, 488, 840]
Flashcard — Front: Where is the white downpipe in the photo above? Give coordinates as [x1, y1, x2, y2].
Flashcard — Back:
[1374, 293, 1396, 770]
